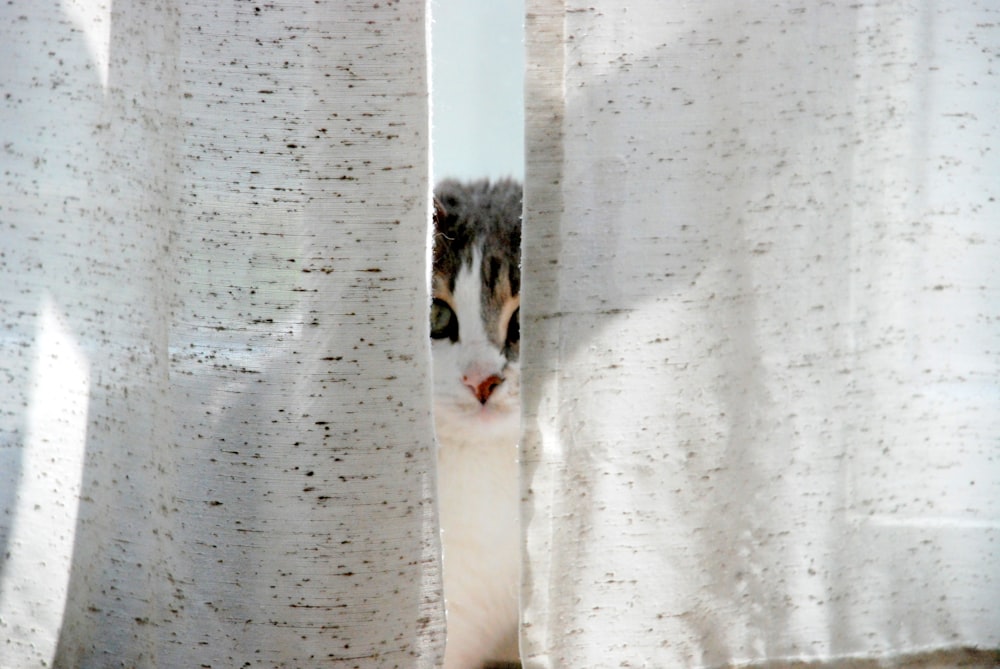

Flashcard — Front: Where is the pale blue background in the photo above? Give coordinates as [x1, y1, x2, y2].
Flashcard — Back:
[431, 0, 524, 182]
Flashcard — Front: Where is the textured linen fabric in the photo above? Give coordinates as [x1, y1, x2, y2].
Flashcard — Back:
[2, 1, 999, 668]
[521, 1, 999, 667]
[0, 2, 443, 667]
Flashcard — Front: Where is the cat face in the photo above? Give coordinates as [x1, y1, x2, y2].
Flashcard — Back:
[431, 180, 521, 440]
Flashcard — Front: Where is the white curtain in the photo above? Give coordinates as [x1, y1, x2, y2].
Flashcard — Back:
[522, 1, 999, 667]
[1, 2, 997, 669]
[1, 1, 442, 667]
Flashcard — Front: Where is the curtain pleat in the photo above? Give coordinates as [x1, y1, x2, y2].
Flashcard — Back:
[522, 1, 999, 667]
[4, 1, 999, 667]
[1, 2, 443, 668]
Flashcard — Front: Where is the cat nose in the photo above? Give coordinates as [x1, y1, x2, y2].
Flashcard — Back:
[463, 373, 504, 404]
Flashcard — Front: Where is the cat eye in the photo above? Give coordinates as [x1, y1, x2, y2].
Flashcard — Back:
[430, 299, 459, 341]
[506, 307, 519, 347]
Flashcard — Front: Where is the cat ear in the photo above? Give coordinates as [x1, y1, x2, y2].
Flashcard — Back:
[433, 196, 447, 228]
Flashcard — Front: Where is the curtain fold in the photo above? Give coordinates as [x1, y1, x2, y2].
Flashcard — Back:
[3, 1, 999, 668]
[521, 1, 999, 667]
[1, 1, 443, 667]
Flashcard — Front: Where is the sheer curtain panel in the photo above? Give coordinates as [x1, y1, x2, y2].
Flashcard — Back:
[0, 1, 443, 668]
[3, 1, 1000, 668]
[522, 1, 999, 667]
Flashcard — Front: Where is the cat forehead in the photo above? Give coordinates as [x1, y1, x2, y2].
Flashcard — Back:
[432, 178, 521, 291]
[433, 244, 511, 291]
[432, 241, 519, 304]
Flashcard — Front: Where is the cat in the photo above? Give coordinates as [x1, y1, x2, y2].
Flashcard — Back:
[431, 179, 522, 669]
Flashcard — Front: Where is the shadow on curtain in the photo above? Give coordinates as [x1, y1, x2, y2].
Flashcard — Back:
[521, 1, 999, 667]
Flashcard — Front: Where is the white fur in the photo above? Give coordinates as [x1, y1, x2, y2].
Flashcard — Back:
[434, 253, 520, 669]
